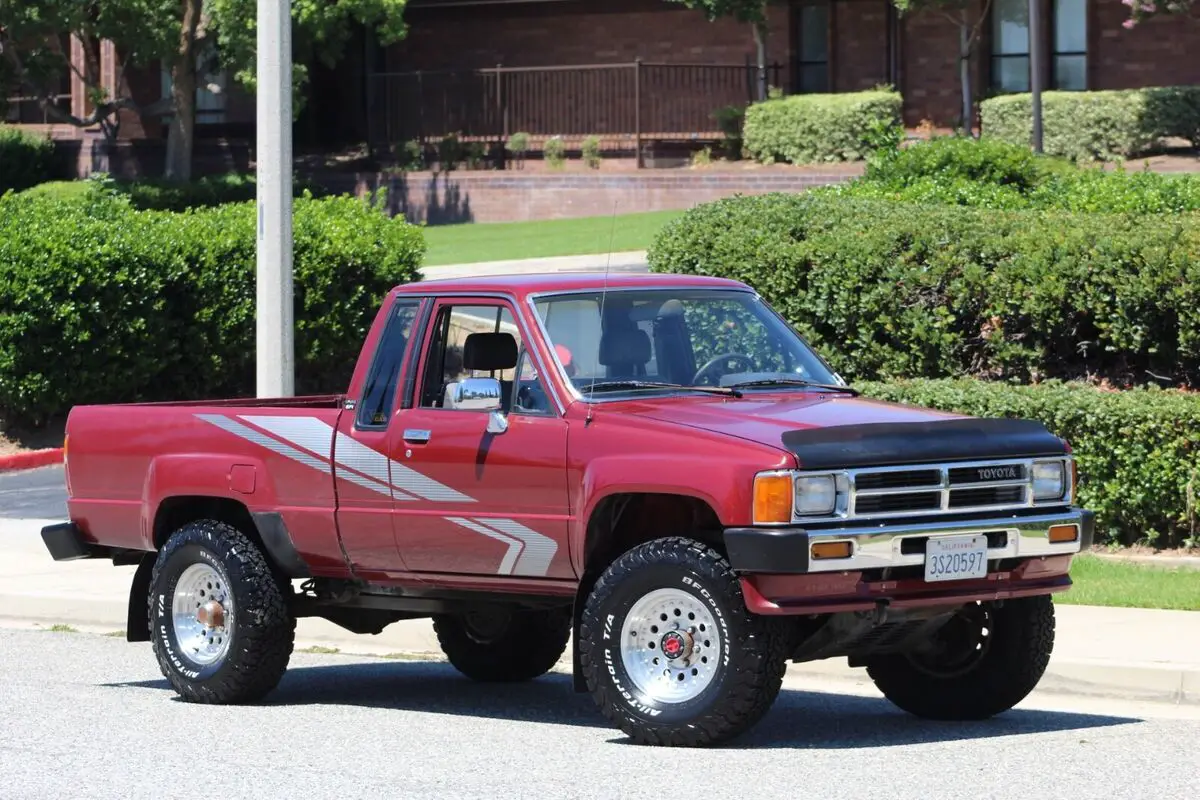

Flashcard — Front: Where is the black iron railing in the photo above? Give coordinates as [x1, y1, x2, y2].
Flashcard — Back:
[366, 61, 784, 156]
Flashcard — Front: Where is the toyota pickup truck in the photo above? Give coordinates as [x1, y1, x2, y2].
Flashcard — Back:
[42, 272, 1093, 747]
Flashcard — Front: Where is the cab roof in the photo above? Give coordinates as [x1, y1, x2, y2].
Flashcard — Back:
[392, 271, 751, 300]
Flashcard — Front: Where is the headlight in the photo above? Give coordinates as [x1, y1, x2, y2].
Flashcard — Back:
[1032, 461, 1066, 501]
[795, 475, 837, 515]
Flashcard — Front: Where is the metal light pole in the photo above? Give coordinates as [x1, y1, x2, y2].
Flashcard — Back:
[1029, 0, 1044, 153]
[256, 0, 294, 397]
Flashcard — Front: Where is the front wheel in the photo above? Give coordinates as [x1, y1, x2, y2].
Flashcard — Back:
[865, 595, 1055, 720]
[579, 537, 788, 747]
[148, 520, 295, 704]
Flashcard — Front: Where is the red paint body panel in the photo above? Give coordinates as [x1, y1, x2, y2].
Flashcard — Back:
[60, 271, 1074, 611]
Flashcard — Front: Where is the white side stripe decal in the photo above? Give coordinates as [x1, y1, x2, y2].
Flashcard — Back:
[194, 413, 557, 576]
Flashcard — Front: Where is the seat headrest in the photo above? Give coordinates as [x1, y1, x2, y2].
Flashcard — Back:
[463, 332, 518, 371]
[598, 328, 651, 367]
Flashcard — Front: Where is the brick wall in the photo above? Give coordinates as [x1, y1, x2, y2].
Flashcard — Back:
[834, 0, 891, 92]
[1091, 3, 1200, 89]
[326, 169, 856, 224]
[900, 3, 987, 127]
[386, 0, 791, 70]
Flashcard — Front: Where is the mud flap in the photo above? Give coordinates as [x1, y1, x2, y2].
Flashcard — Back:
[126, 552, 157, 643]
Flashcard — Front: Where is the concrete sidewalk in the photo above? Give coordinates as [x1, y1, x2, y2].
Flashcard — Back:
[419, 250, 649, 281]
[3, 518, 1197, 704]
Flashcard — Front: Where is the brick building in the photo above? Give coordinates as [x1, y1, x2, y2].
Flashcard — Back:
[5, 0, 1199, 167]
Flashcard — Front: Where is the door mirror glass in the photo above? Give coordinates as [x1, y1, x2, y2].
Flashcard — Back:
[449, 376, 503, 411]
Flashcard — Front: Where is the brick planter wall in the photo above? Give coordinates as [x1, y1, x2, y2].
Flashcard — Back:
[317, 168, 860, 224]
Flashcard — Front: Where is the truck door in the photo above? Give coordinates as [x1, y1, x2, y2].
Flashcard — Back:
[385, 296, 574, 581]
[331, 296, 426, 577]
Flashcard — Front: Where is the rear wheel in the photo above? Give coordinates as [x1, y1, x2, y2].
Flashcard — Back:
[148, 520, 295, 704]
[433, 605, 571, 682]
[865, 596, 1055, 720]
[579, 536, 788, 747]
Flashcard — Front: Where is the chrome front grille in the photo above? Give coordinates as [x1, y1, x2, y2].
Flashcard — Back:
[833, 458, 1065, 522]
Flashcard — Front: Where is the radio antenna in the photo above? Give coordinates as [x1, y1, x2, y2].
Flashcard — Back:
[585, 200, 620, 427]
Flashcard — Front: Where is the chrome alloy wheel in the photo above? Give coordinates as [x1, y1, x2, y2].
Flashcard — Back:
[171, 562, 234, 666]
[619, 588, 722, 704]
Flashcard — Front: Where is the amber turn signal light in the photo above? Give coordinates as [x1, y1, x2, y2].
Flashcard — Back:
[1048, 524, 1078, 544]
[811, 541, 853, 560]
[753, 473, 793, 524]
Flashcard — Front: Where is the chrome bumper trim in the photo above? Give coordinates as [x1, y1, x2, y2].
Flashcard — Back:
[804, 510, 1087, 573]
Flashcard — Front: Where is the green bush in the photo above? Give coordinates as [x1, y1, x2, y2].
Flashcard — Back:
[0, 189, 425, 426]
[980, 86, 1200, 160]
[0, 125, 58, 194]
[646, 191, 1200, 386]
[844, 134, 1200, 212]
[742, 89, 903, 164]
[857, 379, 1200, 549]
[96, 172, 327, 212]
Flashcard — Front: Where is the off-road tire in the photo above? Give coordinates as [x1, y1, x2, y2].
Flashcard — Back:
[148, 519, 295, 704]
[433, 606, 572, 682]
[865, 595, 1055, 720]
[579, 536, 789, 747]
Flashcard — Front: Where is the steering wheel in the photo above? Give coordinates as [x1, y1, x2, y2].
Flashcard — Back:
[692, 353, 756, 385]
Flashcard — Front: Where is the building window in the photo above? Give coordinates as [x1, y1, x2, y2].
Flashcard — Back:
[991, 0, 1087, 93]
[794, 0, 830, 93]
[1053, 0, 1087, 90]
[160, 43, 228, 124]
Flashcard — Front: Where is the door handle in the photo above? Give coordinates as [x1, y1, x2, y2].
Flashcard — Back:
[403, 428, 431, 444]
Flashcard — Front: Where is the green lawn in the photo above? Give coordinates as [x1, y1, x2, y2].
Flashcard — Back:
[420, 209, 684, 266]
[1058, 554, 1200, 611]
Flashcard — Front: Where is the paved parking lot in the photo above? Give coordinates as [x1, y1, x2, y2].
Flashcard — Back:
[0, 465, 66, 520]
[3, 626, 1199, 800]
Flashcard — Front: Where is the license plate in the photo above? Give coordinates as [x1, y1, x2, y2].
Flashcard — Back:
[924, 534, 989, 582]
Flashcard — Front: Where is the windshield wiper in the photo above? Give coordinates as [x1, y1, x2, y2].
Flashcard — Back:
[725, 378, 860, 396]
[585, 380, 743, 398]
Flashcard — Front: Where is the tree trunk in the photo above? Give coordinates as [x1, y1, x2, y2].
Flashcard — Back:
[752, 21, 768, 102]
[164, 0, 202, 181]
[959, 12, 973, 135]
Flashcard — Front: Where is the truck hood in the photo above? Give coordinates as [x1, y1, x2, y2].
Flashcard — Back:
[615, 392, 1068, 469]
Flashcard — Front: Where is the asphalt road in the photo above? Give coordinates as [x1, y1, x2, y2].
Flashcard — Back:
[2, 627, 1198, 800]
[0, 465, 66, 520]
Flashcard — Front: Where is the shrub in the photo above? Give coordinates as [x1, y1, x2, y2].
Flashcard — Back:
[646, 191, 1200, 387]
[742, 89, 903, 164]
[844, 134, 1200, 213]
[857, 379, 1200, 549]
[582, 135, 602, 169]
[506, 132, 530, 157]
[0, 125, 58, 194]
[713, 105, 745, 159]
[980, 86, 1200, 160]
[91, 172, 328, 212]
[543, 136, 566, 169]
[0, 189, 425, 426]
[437, 134, 464, 170]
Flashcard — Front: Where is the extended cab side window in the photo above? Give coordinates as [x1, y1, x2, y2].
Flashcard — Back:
[356, 299, 422, 428]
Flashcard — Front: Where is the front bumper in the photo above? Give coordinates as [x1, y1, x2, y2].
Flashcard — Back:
[725, 508, 1094, 616]
[725, 508, 1093, 575]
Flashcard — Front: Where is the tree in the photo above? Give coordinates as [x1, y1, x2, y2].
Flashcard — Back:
[0, 1, 177, 140]
[0, 1, 409, 180]
[1121, 0, 1195, 27]
[667, 0, 772, 102]
[891, 0, 994, 133]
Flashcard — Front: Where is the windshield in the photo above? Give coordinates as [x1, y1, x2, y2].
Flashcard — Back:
[531, 288, 843, 398]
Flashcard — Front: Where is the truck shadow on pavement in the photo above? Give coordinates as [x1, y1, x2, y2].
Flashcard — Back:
[107, 657, 1141, 750]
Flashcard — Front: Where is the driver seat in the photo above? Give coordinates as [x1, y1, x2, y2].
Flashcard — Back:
[598, 327, 652, 379]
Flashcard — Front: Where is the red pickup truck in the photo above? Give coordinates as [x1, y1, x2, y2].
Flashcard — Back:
[42, 272, 1093, 746]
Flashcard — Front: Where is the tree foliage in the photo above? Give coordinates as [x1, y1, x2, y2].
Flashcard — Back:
[1121, 0, 1195, 27]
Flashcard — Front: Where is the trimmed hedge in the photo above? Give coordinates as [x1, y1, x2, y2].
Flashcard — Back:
[849, 135, 1200, 212]
[980, 86, 1200, 160]
[742, 89, 903, 164]
[0, 125, 58, 194]
[646, 191, 1200, 387]
[857, 379, 1200, 549]
[0, 188, 425, 426]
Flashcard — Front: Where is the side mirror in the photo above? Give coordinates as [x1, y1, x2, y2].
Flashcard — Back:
[451, 377, 503, 411]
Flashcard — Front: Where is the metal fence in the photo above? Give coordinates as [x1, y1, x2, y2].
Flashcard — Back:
[366, 61, 785, 152]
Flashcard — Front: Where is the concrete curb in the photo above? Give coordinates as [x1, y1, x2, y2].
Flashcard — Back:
[1, 595, 1195, 707]
[0, 448, 63, 473]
